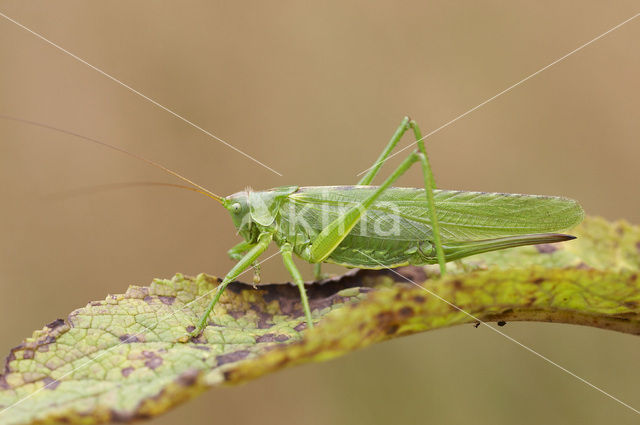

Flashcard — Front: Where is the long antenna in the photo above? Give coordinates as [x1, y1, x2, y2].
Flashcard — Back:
[45, 182, 218, 201]
[0, 114, 225, 204]
[0, 11, 283, 177]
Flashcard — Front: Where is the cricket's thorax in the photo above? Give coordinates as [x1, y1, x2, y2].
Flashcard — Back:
[225, 186, 300, 243]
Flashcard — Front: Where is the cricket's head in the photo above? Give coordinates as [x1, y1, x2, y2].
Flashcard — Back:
[224, 185, 299, 241]
[223, 190, 254, 240]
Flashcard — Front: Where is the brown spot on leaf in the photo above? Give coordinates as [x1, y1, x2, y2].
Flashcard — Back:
[294, 322, 307, 332]
[119, 334, 143, 343]
[216, 350, 250, 366]
[22, 350, 34, 359]
[42, 335, 56, 345]
[398, 306, 414, 318]
[228, 310, 244, 319]
[278, 296, 302, 316]
[143, 351, 163, 370]
[386, 324, 399, 335]
[536, 244, 557, 254]
[110, 409, 135, 422]
[623, 301, 637, 309]
[249, 305, 274, 329]
[192, 345, 211, 351]
[452, 280, 463, 289]
[46, 319, 65, 330]
[413, 295, 427, 303]
[176, 369, 199, 386]
[393, 266, 427, 284]
[121, 367, 134, 377]
[191, 334, 207, 344]
[157, 296, 175, 305]
[42, 377, 60, 390]
[310, 294, 345, 312]
[255, 334, 290, 343]
[376, 311, 394, 325]
[532, 277, 545, 285]
[4, 350, 17, 376]
[636, 241, 640, 253]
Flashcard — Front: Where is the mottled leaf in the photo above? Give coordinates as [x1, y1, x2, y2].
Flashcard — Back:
[1, 216, 639, 425]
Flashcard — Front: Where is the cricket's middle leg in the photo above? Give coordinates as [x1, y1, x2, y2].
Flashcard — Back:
[281, 243, 314, 328]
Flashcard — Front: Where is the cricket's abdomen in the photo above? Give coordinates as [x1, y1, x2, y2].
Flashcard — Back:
[279, 230, 435, 268]
[321, 235, 434, 268]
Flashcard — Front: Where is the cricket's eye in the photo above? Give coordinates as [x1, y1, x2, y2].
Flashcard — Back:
[231, 203, 242, 213]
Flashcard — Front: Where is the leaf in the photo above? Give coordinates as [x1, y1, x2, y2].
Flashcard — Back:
[1, 216, 639, 425]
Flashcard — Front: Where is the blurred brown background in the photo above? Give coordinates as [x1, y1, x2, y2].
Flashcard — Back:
[1, 2, 639, 424]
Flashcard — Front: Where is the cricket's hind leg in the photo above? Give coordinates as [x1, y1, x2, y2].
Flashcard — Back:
[357, 116, 411, 185]
[313, 116, 416, 281]
[308, 117, 447, 275]
[307, 145, 447, 275]
[408, 119, 446, 275]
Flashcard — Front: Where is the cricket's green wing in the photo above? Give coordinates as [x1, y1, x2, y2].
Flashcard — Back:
[282, 186, 584, 267]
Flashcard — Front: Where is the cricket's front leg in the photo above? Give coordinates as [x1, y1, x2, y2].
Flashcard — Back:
[227, 240, 254, 260]
[228, 240, 261, 284]
[184, 232, 273, 341]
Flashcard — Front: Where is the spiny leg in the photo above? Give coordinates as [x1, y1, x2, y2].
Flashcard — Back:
[358, 116, 411, 185]
[313, 263, 327, 281]
[227, 240, 254, 260]
[308, 119, 448, 275]
[311, 117, 414, 280]
[309, 150, 422, 263]
[187, 232, 273, 339]
[359, 116, 447, 275]
[356, 116, 447, 274]
[409, 120, 447, 276]
[227, 240, 261, 284]
[281, 243, 314, 328]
